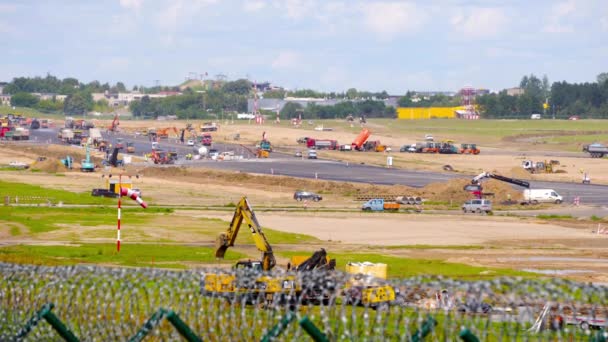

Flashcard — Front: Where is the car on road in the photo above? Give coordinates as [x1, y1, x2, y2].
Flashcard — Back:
[187, 139, 195, 146]
[293, 191, 322, 202]
[295, 151, 303, 157]
[307, 149, 317, 159]
[462, 199, 492, 214]
[208, 148, 219, 159]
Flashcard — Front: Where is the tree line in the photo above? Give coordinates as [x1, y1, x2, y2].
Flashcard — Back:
[4, 73, 608, 119]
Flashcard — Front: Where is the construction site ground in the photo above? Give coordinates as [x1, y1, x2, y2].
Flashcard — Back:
[1, 118, 608, 284]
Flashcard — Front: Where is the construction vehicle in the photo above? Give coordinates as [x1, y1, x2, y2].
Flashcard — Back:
[362, 140, 387, 152]
[460, 143, 480, 154]
[522, 160, 560, 173]
[91, 176, 139, 198]
[58, 128, 74, 143]
[157, 127, 178, 139]
[465, 171, 530, 199]
[439, 141, 459, 154]
[40, 119, 49, 129]
[9, 127, 30, 141]
[419, 142, 440, 153]
[60, 156, 73, 169]
[201, 133, 212, 146]
[108, 114, 119, 132]
[361, 198, 400, 211]
[201, 122, 218, 132]
[102, 147, 124, 167]
[30, 119, 40, 129]
[203, 196, 299, 305]
[306, 139, 338, 150]
[352, 129, 371, 151]
[150, 149, 174, 164]
[582, 143, 608, 158]
[126, 142, 135, 154]
[256, 140, 272, 158]
[80, 144, 95, 172]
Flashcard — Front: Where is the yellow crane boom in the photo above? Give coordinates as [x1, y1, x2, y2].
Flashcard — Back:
[215, 196, 276, 271]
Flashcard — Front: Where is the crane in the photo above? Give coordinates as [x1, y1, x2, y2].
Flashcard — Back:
[465, 171, 530, 199]
[215, 196, 276, 271]
[108, 114, 119, 132]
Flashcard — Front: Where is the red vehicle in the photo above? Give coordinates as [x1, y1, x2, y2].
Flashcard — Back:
[306, 139, 338, 150]
[201, 133, 212, 146]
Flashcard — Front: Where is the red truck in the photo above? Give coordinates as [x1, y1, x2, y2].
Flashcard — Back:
[306, 139, 338, 150]
[201, 133, 212, 146]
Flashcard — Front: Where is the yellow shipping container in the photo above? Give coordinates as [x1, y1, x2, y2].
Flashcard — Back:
[345, 262, 388, 279]
[397, 106, 466, 120]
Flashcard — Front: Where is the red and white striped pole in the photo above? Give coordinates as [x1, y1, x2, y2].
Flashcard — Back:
[117, 174, 122, 252]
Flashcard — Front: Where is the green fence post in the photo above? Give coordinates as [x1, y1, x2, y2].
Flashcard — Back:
[14, 303, 79, 342]
[459, 328, 480, 342]
[591, 330, 607, 342]
[411, 315, 437, 342]
[14, 303, 54, 339]
[165, 310, 203, 342]
[128, 308, 168, 342]
[299, 316, 329, 342]
[42, 310, 80, 342]
[260, 312, 296, 342]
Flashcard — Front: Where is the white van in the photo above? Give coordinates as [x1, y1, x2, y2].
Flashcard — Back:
[530, 113, 542, 120]
[523, 189, 563, 204]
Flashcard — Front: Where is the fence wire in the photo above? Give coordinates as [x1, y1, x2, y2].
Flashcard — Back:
[1, 262, 607, 341]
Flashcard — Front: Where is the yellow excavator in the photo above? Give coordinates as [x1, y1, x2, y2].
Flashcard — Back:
[203, 196, 395, 308]
[202, 197, 299, 305]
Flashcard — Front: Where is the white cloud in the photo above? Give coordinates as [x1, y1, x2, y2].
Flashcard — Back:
[360, 2, 427, 39]
[156, 0, 218, 31]
[450, 7, 507, 38]
[119, 0, 144, 11]
[271, 51, 301, 69]
[542, 0, 577, 33]
[243, 0, 266, 12]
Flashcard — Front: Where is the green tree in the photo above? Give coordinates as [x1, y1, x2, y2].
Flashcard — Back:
[346, 88, 358, 100]
[10, 92, 39, 107]
[222, 79, 252, 95]
[597, 72, 608, 85]
[64, 91, 93, 115]
[262, 89, 286, 99]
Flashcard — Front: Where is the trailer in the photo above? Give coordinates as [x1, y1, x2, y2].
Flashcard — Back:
[582, 143, 608, 158]
[306, 139, 338, 150]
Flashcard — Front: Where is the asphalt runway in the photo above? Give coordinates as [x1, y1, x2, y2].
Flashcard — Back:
[28, 127, 608, 205]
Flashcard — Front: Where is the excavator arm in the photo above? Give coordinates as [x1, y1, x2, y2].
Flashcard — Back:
[215, 197, 276, 271]
[471, 171, 530, 188]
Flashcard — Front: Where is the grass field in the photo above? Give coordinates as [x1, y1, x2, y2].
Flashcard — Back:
[0, 180, 112, 205]
[0, 243, 245, 268]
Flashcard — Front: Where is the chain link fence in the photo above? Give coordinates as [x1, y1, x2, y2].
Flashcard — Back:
[1, 262, 607, 341]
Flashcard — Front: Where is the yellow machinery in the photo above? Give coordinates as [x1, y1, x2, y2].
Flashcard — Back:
[204, 197, 396, 308]
[202, 197, 299, 305]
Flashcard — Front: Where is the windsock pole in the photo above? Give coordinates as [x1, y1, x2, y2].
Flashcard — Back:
[117, 175, 122, 252]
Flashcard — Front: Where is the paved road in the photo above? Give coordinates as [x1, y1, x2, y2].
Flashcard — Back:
[28, 127, 608, 205]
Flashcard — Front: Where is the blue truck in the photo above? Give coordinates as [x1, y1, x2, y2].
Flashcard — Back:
[361, 199, 400, 211]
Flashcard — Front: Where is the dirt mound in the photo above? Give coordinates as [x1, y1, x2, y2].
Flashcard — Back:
[421, 178, 523, 204]
[30, 158, 64, 173]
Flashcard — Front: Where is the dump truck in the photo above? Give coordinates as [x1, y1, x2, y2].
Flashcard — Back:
[582, 143, 608, 158]
[361, 198, 400, 211]
[201, 133, 212, 146]
[201, 122, 218, 132]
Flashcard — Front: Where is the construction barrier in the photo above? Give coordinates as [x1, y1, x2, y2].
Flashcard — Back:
[396, 107, 465, 120]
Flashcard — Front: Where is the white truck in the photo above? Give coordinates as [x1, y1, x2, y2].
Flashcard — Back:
[523, 189, 563, 204]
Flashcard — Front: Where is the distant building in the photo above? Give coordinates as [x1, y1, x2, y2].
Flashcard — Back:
[92, 91, 181, 107]
[0, 94, 11, 106]
[31, 93, 68, 102]
[506, 87, 524, 96]
[247, 97, 397, 113]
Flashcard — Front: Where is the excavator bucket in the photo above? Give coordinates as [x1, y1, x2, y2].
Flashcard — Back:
[215, 233, 229, 259]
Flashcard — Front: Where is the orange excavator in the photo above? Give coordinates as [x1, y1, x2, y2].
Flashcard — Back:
[108, 114, 119, 132]
[157, 127, 178, 139]
[150, 149, 174, 164]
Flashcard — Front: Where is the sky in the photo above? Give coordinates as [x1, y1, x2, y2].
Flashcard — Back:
[1, 0, 607, 94]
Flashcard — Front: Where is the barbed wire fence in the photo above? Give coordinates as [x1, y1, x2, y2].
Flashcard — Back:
[1, 262, 607, 341]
